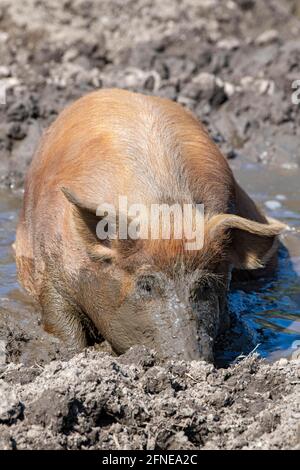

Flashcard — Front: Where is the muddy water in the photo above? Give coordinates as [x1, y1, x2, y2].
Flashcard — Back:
[0, 165, 299, 365]
[230, 163, 300, 362]
[0, 189, 63, 365]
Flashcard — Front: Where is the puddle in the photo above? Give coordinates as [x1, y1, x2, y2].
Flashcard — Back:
[0, 164, 299, 365]
[228, 162, 300, 362]
[0, 189, 65, 366]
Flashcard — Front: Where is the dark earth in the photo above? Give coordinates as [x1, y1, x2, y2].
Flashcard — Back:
[0, 0, 299, 450]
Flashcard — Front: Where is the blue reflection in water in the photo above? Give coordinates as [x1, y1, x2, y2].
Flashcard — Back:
[228, 243, 300, 362]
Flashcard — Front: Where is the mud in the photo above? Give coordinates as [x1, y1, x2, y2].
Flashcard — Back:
[0, 348, 299, 450]
[0, 0, 300, 188]
[0, 0, 299, 450]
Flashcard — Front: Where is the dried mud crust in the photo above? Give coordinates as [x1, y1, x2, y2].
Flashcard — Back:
[0, 347, 299, 450]
[0, 0, 300, 188]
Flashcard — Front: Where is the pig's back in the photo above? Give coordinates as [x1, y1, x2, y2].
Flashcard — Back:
[16, 89, 235, 296]
[28, 88, 234, 210]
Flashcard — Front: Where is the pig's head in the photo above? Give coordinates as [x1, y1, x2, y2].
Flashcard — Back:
[62, 187, 284, 362]
[88, 264, 229, 362]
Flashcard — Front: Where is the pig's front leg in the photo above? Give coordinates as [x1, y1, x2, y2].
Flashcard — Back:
[39, 280, 100, 351]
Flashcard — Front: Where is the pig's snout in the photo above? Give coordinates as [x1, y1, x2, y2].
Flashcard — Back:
[101, 273, 217, 363]
[108, 303, 206, 362]
[154, 306, 214, 362]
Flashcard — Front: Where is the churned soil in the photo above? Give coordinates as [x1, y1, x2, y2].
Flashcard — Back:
[0, 0, 300, 189]
[0, 347, 299, 450]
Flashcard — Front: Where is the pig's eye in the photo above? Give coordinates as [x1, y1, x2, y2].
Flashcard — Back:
[136, 275, 157, 296]
[141, 281, 152, 293]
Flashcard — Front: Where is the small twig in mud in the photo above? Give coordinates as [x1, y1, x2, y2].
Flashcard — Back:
[233, 344, 261, 364]
[146, 429, 159, 450]
[185, 372, 198, 383]
[34, 362, 45, 370]
[113, 434, 120, 449]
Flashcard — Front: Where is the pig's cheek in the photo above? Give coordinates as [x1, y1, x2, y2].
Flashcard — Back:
[197, 298, 220, 338]
[108, 305, 158, 353]
[105, 319, 133, 354]
[198, 331, 214, 362]
[106, 308, 141, 353]
[219, 294, 230, 325]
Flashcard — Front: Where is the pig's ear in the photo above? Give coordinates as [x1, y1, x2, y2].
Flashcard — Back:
[207, 214, 286, 270]
[61, 187, 99, 214]
[61, 187, 115, 260]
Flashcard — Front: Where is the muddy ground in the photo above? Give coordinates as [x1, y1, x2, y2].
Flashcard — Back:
[0, 0, 299, 450]
[0, 348, 299, 450]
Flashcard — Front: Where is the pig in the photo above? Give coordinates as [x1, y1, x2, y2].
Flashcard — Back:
[15, 88, 284, 362]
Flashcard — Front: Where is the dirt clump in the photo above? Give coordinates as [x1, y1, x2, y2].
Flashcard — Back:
[0, 347, 299, 450]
